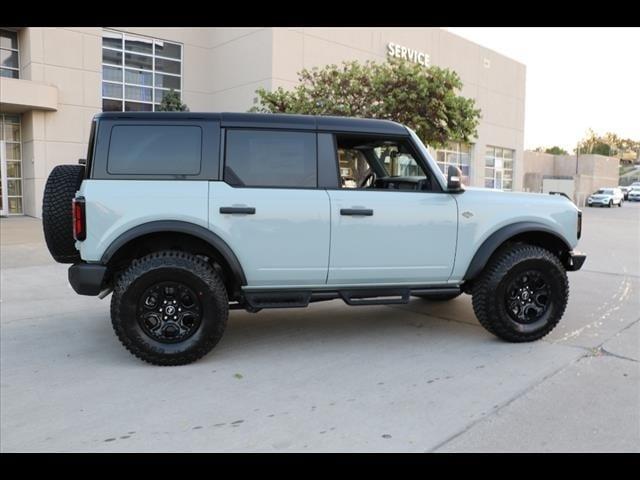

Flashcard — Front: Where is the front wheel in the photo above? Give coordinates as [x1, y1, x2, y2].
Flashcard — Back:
[471, 244, 568, 342]
[608, 200, 613, 208]
[111, 251, 229, 365]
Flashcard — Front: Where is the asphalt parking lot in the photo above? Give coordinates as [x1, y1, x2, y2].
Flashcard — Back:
[1, 203, 639, 452]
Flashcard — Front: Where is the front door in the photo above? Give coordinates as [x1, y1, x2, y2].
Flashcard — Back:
[209, 129, 330, 287]
[327, 134, 458, 285]
[327, 190, 457, 285]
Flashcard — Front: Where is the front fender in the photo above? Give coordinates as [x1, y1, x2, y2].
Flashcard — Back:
[462, 222, 573, 281]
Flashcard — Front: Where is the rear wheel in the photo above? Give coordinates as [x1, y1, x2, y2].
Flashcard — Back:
[471, 244, 568, 342]
[111, 251, 229, 365]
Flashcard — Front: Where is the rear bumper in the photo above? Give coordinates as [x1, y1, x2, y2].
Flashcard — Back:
[68, 263, 107, 296]
[566, 251, 586, 271]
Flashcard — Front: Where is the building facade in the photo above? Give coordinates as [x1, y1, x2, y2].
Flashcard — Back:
[0, 27, 526, 218]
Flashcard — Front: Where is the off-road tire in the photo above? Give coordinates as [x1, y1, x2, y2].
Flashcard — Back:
[414, 292, 462, 301]
[471, 244, 568, 342]
[111, 251, 229, 366]
[42, 164, 86, 263]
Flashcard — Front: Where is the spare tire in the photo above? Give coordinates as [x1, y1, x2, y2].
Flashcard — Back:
[42, 164, 86, 263]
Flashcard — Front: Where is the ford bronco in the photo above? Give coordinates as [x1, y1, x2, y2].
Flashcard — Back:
[42, 112, 585, 365]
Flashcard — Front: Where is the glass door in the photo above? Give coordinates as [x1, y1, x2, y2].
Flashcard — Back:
[495, 169, 503, 190]
[0, 141, 7, 216]
[0, 113, 23, 215]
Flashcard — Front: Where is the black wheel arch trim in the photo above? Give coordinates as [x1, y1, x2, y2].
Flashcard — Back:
[100, 220, 248, 287]
[463, 222, 573, 281]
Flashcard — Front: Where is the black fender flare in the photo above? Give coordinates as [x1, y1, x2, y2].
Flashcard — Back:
[463, 222, 572, 281]
[100, 220, 247, 287]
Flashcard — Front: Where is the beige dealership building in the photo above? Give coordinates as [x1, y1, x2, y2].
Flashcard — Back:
[0, 27, 526, 218]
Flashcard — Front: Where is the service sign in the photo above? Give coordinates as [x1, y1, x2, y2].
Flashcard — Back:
[387, 42, 430, 67]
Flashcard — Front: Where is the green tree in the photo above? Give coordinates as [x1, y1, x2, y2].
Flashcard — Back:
[534, 146, 568, 155]
[156, 89, 189, 112]
[251, 58, 481, 147]
[545, 146, 568, 155]
[576, 129, 623, 157]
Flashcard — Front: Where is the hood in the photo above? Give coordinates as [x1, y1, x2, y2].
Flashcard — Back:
[462, 186, 575, 204]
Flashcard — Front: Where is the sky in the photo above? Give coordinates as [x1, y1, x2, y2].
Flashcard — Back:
[445, 27, 640, 152]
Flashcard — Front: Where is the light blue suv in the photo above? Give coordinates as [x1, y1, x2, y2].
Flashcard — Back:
[41, 112, 586, 365]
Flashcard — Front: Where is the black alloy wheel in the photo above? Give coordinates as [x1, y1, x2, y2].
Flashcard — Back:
[504, 270, 551, 329]
[138, 281, 202, 343]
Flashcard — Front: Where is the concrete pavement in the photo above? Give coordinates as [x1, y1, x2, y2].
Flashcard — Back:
[1, 204, 639, 452]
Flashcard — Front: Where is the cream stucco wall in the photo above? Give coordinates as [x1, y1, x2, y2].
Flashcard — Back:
[268, 28, 526, 191]
[4, 27, 526, 217]
[10, 27, 102, 217]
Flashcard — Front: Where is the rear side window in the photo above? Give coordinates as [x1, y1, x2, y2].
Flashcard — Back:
[224, 129, 316, 188]
[107, 125, 202, 175]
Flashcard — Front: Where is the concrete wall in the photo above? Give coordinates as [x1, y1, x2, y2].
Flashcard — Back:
[523, 151, 620, 206]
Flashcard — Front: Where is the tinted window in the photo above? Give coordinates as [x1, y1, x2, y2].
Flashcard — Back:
[107, 125, 202, 175]
[224, 130, 316, 188]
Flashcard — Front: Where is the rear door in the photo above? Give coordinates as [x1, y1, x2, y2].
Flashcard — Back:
[208, 128, 330, 287]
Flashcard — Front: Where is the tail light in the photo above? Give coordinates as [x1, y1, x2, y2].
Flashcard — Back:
[577, 210, 582, 239]
[72, 197, 86, 241]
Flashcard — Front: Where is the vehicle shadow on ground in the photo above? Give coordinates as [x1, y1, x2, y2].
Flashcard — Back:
[78, 297, 490, 366]
[215, 298, 489, 356]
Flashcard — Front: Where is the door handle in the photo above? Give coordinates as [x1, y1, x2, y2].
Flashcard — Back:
[340, 208, 373, 216]
[220, 207, 256, 214]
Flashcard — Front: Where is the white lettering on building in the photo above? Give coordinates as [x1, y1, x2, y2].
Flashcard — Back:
[387, 42, 430, 67]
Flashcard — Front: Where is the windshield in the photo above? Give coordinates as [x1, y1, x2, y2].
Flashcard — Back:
[407, 127, 447, 188]
[595, 189, 613, 195]
[372, 145, 423, 177]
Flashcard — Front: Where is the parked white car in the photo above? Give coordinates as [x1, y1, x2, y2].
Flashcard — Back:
[587, 187, 624, 207]
[628, 187, 640, 202]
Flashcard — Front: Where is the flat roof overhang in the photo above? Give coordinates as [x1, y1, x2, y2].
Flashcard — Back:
[0, 77, 58, 113]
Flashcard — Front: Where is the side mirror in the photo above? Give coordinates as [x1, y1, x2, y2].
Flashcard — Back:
[78, 158, 86, 165]
[447, 165, 464, 193]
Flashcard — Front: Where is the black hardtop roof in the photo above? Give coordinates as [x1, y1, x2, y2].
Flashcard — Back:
[94, 112, 409, 136]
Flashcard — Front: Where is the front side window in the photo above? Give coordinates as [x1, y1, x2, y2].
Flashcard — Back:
[102, 29, 182, 112]
[224, 130, 317, 188]
[107, 125, 202, 175]
[0, 29, 19, 79]
[484, 146, 514, 190]
[336, 134, 431, 190]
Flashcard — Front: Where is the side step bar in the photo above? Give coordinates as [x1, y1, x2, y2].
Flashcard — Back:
[241, 286, 460, 310]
